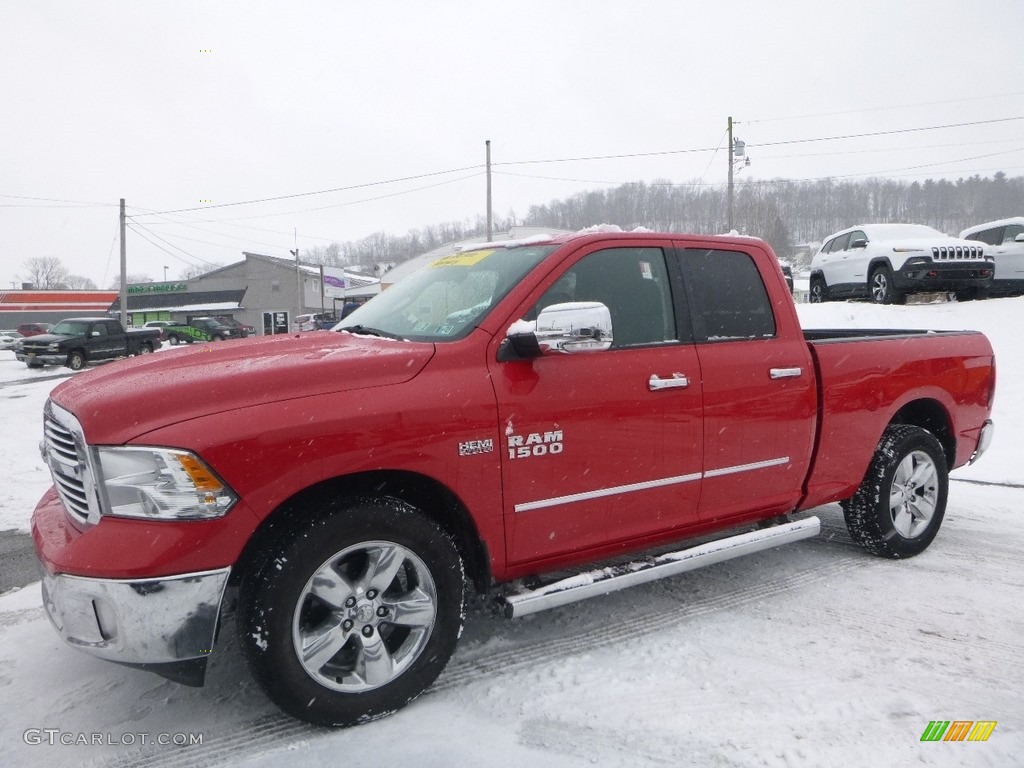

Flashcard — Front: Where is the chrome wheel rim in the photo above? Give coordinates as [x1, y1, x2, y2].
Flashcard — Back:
[870, 273, 889, 302]
[292, 540, 438, 692]
[889, 450, 938, 538]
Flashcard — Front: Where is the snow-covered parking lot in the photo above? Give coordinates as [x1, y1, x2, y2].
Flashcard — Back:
[1, 299, 1021, 767]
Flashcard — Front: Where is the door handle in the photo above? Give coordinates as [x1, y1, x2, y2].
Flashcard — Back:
[649, 373, 690, 391]
[770, 367, 803, 379]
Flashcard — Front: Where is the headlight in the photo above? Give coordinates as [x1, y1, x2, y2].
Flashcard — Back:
[94, 447, 237, 520]
[47, 343, 61, 351]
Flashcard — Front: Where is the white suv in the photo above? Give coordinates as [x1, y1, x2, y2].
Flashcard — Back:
[959, 217, 1024, 297]
[809, 223, 992, 304]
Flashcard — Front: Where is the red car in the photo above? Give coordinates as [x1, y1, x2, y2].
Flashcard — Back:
[17, 322, 53, 337]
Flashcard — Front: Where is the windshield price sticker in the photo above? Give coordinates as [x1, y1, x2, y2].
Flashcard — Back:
[431, 250, 496, 268]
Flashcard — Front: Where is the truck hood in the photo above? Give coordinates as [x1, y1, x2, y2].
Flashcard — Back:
[885, 236, 980, 251]
[50, 331, 435, 443]
[22, 332, 75, 344]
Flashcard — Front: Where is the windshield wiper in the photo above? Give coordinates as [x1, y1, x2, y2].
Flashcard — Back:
[339, 325, 405, 341]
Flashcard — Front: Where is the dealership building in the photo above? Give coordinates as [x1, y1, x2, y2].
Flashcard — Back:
[3, 253, 379, 335]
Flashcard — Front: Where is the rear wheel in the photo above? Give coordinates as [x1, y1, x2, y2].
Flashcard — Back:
[842, 424, 948, 558]
[237, 497, 465, 727]
[139, 343, 153, 354]
[168, 334, 180, 346]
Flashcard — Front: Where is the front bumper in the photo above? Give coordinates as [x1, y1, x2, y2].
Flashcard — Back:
[40, 565, 230, 682]
[16, 351, 66, 365]
[894, 260, 993, 292]
[40, 565, 230, 664]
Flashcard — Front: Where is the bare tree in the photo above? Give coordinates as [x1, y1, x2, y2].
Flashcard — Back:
[22, 256, 69, 289]
[181, 263, 223, 279]
[107, 274, 155, 289]
[65, 275, 98, 290]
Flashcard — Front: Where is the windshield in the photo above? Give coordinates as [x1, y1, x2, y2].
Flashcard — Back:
[335, 244, 557, 341]
[868, 224, 945, 240]
[50, 320, 91, 336]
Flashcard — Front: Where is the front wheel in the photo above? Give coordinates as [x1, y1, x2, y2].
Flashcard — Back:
[956, 287, 988, 302]
[168, 334, 180, 346]
[842, 424, 948, 558]
[809, 276, 829, 303]
[66, 350, 86, 371]
[868, 265, 903, 305]
[237, 497, 465, 727]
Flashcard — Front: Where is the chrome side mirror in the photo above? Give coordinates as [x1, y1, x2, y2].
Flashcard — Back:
[499, 302, 613, 361]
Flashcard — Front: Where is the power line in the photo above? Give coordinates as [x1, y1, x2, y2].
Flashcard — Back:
[127, 223, 219, 266]
[129, 165, 484, 217]
[160, 172, 485, 225]
[0, 193, 115, 206]
[494, 145, 1024, 190]
[746, 91, 1024, 124]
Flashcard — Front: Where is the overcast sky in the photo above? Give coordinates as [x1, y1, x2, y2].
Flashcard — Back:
[3, 0, 1023, 289]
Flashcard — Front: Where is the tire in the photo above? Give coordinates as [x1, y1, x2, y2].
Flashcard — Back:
[868, 265, 902, 304]
[237, 497, 466, 727]
[67, 350, 86, 371]
[211, 335, 223, 342]
[139, 343, 153, 354]
[168, 334, 180, 346]
[809, 276, 829, 303]
[956, 287, 988, 302]
[842, 424, 948, 558]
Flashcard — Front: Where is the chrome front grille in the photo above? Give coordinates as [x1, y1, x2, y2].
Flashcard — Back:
[931, 245, 985, 260]
[42, 401, 98, 525]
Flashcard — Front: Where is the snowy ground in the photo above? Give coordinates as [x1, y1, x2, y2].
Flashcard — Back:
[0, 299, 1021, 767]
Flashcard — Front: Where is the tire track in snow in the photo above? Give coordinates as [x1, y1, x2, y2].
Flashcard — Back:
[98, 546, 863, 768]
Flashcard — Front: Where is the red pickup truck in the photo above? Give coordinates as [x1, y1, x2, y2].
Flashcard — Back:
[32, 231, 995, 727]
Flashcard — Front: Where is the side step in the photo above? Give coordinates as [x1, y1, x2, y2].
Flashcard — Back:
[502, 516, 820, 618]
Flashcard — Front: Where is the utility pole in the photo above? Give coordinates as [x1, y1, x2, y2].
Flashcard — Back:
[727, 116, 749, 235]
[485, 139, 493, 242]
[119, 198, 128, 327]
[291, 237, 301, 331]
[727, 117, 734, 233]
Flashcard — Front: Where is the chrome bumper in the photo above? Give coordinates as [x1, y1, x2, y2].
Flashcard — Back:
[40, 567, 230, 664]
[17, 352, 66, 365]
[969, 419, 994, 465]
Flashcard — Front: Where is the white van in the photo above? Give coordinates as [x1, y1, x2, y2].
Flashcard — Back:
[960, 217, 1024, 297]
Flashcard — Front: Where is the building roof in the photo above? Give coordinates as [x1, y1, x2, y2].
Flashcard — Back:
[240, 252, 379, 287]
[109, 289, 247, 313]
[0, 290, 119, 312]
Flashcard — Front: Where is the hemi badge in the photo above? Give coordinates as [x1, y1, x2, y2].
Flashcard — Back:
[459, 439, 494, 456]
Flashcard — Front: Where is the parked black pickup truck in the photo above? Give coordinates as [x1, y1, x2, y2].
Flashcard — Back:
[16, 317, 162, 370]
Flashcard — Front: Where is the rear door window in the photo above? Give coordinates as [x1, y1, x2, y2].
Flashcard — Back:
[677, 249, 776, 342]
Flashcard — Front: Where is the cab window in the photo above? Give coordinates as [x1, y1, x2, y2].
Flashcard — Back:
[679, 249, 776, 342]
[532, 247, 677, 348]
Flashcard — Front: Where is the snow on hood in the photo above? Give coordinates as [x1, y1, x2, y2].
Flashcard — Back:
[50, 331, 435, 444]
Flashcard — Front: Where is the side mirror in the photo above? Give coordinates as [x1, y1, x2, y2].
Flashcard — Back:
[850, 238, 868, 249]
[498, 302, 614, 361]
[1014, 233, 1024, 243]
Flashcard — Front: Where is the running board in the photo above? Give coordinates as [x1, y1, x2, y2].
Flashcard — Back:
[502, 516, 820, 618]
